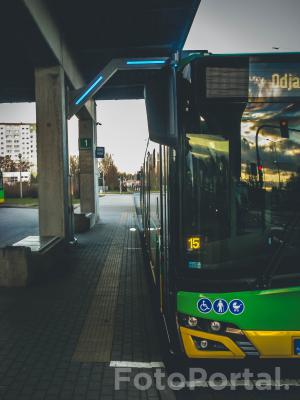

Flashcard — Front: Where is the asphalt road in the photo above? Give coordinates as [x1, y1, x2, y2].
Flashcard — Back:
[0, 195, 129, 247]
[0, 207, 39, 246]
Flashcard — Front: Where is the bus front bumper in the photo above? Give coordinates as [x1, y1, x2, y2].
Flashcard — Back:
[180, 326, 300, 359]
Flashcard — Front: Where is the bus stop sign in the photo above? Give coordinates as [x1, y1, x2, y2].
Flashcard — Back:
[95, 146, 105, 158]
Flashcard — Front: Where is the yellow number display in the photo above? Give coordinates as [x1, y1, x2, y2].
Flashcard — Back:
[187, 236, 201, 251]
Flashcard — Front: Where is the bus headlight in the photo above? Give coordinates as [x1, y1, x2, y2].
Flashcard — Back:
[210, 321, 221, 332]
[188, 316, 198, 327]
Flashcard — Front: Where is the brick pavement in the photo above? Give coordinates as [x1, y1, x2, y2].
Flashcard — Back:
[0, 195, 163, 400]
[1, 195, 300, 400]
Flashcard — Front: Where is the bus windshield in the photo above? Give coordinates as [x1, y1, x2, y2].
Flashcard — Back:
[182, 102, 300, 282]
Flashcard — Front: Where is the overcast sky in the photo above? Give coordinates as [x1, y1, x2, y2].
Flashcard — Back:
[0, 0, 300, 173]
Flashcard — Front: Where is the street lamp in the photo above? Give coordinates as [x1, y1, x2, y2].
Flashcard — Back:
[256, 121, 300, 180]
[255, 125, 271, 188]
[255, 122, 300, 188]
[18, 153, 23, 199]
[102, 170, 105, 193]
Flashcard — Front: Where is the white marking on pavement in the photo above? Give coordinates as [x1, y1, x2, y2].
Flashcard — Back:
[186, 379, 300, 388]
[110, 361, 165, 369]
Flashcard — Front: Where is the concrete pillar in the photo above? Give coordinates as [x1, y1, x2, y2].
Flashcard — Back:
[78, 102, 99, 224]
[35, 65, 72, 239]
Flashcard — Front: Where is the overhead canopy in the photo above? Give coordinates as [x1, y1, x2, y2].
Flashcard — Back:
[0, 0, 200, 102]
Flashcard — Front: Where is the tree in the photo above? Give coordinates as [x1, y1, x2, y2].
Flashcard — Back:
[0, 155, 17, 172]
[105, 163, 119, 190]
[0, 155, 31, 172]
[18, 159, 31, 172]
[69, 155, 80, 198]
[99, 153, 119, 190]
[99, 153, 113, 176]
[30, 173, 38, 183]
[119, 171, 134, 180]
[70, 155, 79, 175]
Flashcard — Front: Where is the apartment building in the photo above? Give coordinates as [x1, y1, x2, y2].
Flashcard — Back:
[0, 123, 37, 173]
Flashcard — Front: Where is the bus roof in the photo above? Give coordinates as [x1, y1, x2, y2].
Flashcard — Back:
[179, 50, 300, 70]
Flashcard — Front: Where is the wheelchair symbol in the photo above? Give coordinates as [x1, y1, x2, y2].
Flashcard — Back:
[197, 298, 212, 314]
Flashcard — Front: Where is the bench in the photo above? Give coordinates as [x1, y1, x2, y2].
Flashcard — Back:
[74, 212, 95, 233]
[0, 236, 65, 287]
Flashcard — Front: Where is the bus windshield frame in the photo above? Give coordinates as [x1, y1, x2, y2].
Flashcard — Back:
[178, 54, 300, 288]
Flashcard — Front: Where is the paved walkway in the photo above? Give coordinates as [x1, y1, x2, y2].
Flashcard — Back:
[1, 195, 300, 400]
[0, 195, 163, 400]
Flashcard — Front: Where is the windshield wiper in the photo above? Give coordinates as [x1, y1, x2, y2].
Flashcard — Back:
[256, 214, 300, 289]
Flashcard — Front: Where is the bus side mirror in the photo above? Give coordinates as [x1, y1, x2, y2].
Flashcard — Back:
[144, 68, 178, 147]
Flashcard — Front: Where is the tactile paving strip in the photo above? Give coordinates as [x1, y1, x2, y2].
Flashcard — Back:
[72, 213, 127, 362]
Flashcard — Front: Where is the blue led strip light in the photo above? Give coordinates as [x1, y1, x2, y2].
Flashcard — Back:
[75, 76, 104, 105]
[126, 60, 166, 65]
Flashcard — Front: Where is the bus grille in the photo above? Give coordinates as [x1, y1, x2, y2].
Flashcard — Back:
[235, 340, 260, 357]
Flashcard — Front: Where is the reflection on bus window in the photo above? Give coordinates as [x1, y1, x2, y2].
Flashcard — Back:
[183, 103, 300, 279]
[239, 102, 300, 233]
[184, 134, 230, 244]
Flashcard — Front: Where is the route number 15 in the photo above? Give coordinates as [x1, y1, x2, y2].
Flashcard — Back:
[187, 236, 201, 251]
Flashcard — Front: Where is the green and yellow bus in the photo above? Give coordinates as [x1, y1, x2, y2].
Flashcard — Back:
[140, 52, 300, 360]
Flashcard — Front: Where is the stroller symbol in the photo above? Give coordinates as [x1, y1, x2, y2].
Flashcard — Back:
[229, 299, 245, 315]
[232, 302, 241, 312]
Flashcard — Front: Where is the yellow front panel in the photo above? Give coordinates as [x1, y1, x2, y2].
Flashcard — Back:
[180, 327, 245, 359]
[244, 331, 300, 358]
[180, 326, 300, 359]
